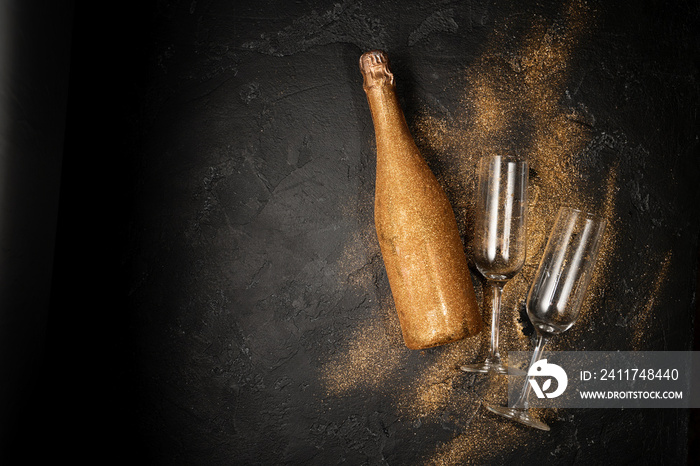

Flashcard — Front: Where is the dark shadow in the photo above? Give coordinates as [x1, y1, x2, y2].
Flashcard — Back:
[0, 1, 72, 461]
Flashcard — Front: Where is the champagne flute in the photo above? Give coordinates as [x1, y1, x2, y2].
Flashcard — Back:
[486, 207, 606, 430]
[461, 155, 528, 374]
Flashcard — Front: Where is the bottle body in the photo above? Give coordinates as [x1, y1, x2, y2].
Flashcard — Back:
[360, 50, 482, 349]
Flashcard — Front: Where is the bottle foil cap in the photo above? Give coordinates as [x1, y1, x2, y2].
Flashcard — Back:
[359, 50, 395, 90]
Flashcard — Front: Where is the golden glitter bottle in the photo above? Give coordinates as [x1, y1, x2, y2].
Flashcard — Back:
[359, 50, 482, 349]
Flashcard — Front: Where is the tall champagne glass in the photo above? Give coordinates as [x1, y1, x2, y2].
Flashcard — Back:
[486, 207, 606, 430]
[461, 155, 528, 374]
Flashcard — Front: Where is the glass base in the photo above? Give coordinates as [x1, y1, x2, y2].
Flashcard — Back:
[460, 359, 526, 375]
[460, 359, 509, 374]
[484, 404, 550, 431]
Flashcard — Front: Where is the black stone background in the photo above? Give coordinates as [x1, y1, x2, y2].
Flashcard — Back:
[2, 0, 700, 464]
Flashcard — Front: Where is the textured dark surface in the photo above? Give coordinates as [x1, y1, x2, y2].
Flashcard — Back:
[15, 0, 700, 464]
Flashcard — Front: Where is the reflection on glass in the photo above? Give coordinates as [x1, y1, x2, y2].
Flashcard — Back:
[461, 155, 528, 375]
[486, 207, 606, 430]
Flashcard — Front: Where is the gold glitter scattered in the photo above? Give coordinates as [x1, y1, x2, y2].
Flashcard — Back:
[602, 162, 620, 223]
[321, 302, 406, 395]
[631, 250, 672, 350]
[337, 222, 380, 288]
[396, 342, 474, 418]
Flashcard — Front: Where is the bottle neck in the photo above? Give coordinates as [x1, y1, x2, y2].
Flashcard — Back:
[364, 85, 415, 157]
[359, 50, 416, 158]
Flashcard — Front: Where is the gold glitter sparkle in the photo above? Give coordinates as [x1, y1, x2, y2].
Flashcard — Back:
[631, 250, 673, 350]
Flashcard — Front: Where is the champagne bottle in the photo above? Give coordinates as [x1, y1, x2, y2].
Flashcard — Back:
[359, 50, 482, 349]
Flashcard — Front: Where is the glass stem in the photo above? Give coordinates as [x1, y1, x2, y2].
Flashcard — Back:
[487, 281, 505, 363]
[513, 334, 549, 409]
